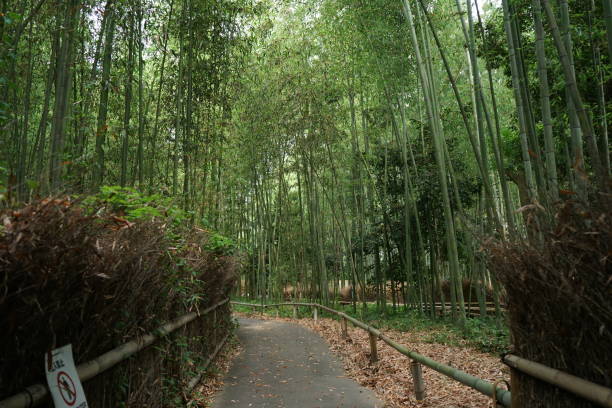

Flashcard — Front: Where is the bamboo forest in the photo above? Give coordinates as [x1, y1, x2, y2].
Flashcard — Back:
[0, 0, 610, 407]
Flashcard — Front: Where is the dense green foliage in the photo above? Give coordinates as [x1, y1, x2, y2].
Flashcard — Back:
[82, 185, 237, 255]
[1, 0, 610, 323]
[220, 0, 610, 323]
[84, 185, 186, 222]
[0, 0, 257, 206]
[2, 2, 609, 406]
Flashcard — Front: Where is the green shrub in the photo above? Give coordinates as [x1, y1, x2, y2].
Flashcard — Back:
[83, 185, 237, 259]
[458, 317, 509, 354]
[205, 232, 237, 255]
[83, 185, 187, 225]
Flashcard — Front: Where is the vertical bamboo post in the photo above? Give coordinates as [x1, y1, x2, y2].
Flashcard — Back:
[341, 317, 348, 338]
[410, 360, 426, 401]
[261, 305, 265, 316]
[275, 306, 279, 318]
[313, 306, 318, 322]
[293, 305, 298, 319]
[212, 309, 217, 345]
[369, 331, 378, 363]
[510, 368, 520, 408]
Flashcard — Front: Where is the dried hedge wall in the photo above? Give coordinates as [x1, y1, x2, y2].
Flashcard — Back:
[488, 198, 611, 408]
[0, 197, 239, 407]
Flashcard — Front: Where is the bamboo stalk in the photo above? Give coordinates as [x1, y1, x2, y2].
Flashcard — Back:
[401, 0, 465, 321]
[604, 0, 612, 62]
[541, 0, 605, 184]
[501, 0, 537, 201]
[532, 0, 559, 200]
[590, 0, 611, 176]
[559, 0, 587, 196]
[473, 0, 516, 233]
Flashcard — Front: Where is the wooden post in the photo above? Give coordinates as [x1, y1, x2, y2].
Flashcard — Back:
[341, 317, 348, 338]
[410, 360, 426, 401]
[293, 305, 298, 319]
[260, 305, 265, 316]
[275, 307, 279, 318]
[313, 306, 318, 322]
[369, 331, 378, 363]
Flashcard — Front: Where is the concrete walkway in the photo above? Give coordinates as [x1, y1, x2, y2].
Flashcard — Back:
[212, 317, 384, 408]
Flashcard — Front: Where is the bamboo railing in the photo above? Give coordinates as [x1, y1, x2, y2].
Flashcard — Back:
[0, 298, 231, 408]
[232, 301, 612, 408]
[503, 354, 612, 407]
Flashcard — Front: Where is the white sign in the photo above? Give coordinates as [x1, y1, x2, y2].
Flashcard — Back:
[45, 345, 89, 408]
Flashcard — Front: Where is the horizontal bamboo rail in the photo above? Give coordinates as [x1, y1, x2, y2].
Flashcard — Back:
[0, 298, 230, 408]
[503, 354, 612, 408]
[232, 301, 511, 406]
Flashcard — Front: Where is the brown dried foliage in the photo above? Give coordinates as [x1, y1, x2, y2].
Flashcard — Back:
[486, 198, 611, 407]
[0, 198, 238, 406]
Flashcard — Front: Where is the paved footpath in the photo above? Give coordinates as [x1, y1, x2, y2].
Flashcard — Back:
[212, 317, 384, 408]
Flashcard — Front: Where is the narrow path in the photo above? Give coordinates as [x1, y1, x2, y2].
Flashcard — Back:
[212, 318, 383, 408]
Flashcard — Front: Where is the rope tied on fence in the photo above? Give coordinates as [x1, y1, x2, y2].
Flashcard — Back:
[491, 379, 510, 408]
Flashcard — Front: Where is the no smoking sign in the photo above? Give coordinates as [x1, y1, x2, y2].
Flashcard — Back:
[45, 345, 89, 408]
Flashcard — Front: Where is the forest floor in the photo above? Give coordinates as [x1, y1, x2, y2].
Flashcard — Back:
[232, 311, 510, 408]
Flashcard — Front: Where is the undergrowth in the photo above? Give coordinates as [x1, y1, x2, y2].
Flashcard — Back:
[339, 304, 509, 354]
